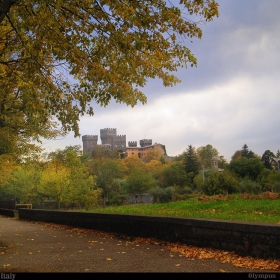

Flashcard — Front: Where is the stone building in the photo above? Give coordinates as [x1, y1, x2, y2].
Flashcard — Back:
[82, 128, 166, 158]
[82, 128, 126, 155]
[126, 139, 165, 159]
[100, 128, 126, 152]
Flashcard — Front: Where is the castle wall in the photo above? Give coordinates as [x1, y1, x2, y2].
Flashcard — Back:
[82, 128, 165, 156]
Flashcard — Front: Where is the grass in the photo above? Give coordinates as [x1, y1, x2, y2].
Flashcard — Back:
[88, 194, 280, 224]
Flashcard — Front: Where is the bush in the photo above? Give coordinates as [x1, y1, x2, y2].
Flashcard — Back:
[202, 170, 238, 196]
[239, 179, 262, 194]
[149, 187, 174, 203]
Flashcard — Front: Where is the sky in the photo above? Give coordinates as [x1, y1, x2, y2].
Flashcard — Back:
[42, 0, 280, 162]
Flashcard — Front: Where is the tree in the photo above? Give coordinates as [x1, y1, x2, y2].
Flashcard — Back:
[161, 161, 188, 188]
[183, 145, 200, 175]
[47, 145, 83, 164]
[142, 147, 164, 164]
[126, 168, 157, 202]
[95, 159, 122, 206]
[197, 144, 219, 168]
[261, 150, 276, 170]
[231, 150, 242, 161]
[64, 150, 95, 209]
[120, 154, 145, 177]
[202, 170, 238, 196]
[218, 155, 228, 169]
[0, 154, 16, 187]
[5, 163, 43, 203]
[0, 1, 219, 154]
[241, 144, 255, 159]
[229, 157, 264, 181]
[40, 160, 70, 209]
[257, 168, 280, 192]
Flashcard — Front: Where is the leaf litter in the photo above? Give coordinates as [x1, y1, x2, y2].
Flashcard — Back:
[25, 220, 280, 271]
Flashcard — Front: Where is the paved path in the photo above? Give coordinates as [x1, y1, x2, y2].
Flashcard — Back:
[0, 216, 278, 273]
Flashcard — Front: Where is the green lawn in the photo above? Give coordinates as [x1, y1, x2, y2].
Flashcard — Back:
[88, 195, 280, 224]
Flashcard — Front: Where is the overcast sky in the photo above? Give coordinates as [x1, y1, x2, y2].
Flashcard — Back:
[43, 0, 280, 162]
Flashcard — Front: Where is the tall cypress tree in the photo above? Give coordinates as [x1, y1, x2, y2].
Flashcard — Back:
[183, 145, 200, 175]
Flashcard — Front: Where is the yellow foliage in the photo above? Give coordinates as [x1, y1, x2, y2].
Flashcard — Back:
[0, 0, 219, 147]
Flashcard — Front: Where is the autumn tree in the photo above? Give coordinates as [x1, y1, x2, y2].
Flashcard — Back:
[0, 0, 219, 156]
[120, 154, 145, 177]
[40, 160, 70, 209]
[5, 163, 43, 203]
[231, 150, 242, 161]
[142, 147, 164, 164]
[0, 154, 16, 187]
[64, 150, 95, 209]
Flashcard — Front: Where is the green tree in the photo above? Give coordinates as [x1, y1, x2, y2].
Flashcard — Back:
[183, 145, 200, 176]
[126, 168, 157, 202]
[218, 155, 228, 169]
[47, 145, 83, 164]
[202, 170, 238, 196]
[229, 157, 264, 181]
[5, 163, 43, 203]
[197, 144, 219, 168]
[95, 159, 123, 206]
[64, 150, 95, 209]
[161, 162, 188, 188]
[257, 168, 280, 192]
[261, 150, 276, 170]
[241, 144, 255, 159]
[0, 0, 219, 155]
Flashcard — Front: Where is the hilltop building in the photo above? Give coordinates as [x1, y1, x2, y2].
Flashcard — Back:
[126, 139, 165, 159]
[82, 128, 166, 159]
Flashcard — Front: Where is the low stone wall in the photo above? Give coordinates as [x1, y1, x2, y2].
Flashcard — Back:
[18, 209, 280, 260]
[0, 208, 15, 217]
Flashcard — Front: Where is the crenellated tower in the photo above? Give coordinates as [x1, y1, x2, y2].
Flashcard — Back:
[100, 128, 126, 151]
[82, 135, 98, 155]
[140, 139, 152, 147]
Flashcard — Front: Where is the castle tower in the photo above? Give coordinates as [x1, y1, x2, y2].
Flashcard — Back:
[100, 128, 116, 148]
[82, 135, 98, 155]
[100, 128, 126, 151]
[128, 141, 137, 147]
[113, 135, 126, 151]
[140, 139, 152, 147]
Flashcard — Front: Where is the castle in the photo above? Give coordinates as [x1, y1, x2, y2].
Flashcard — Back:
[82, 128, 166, 158]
